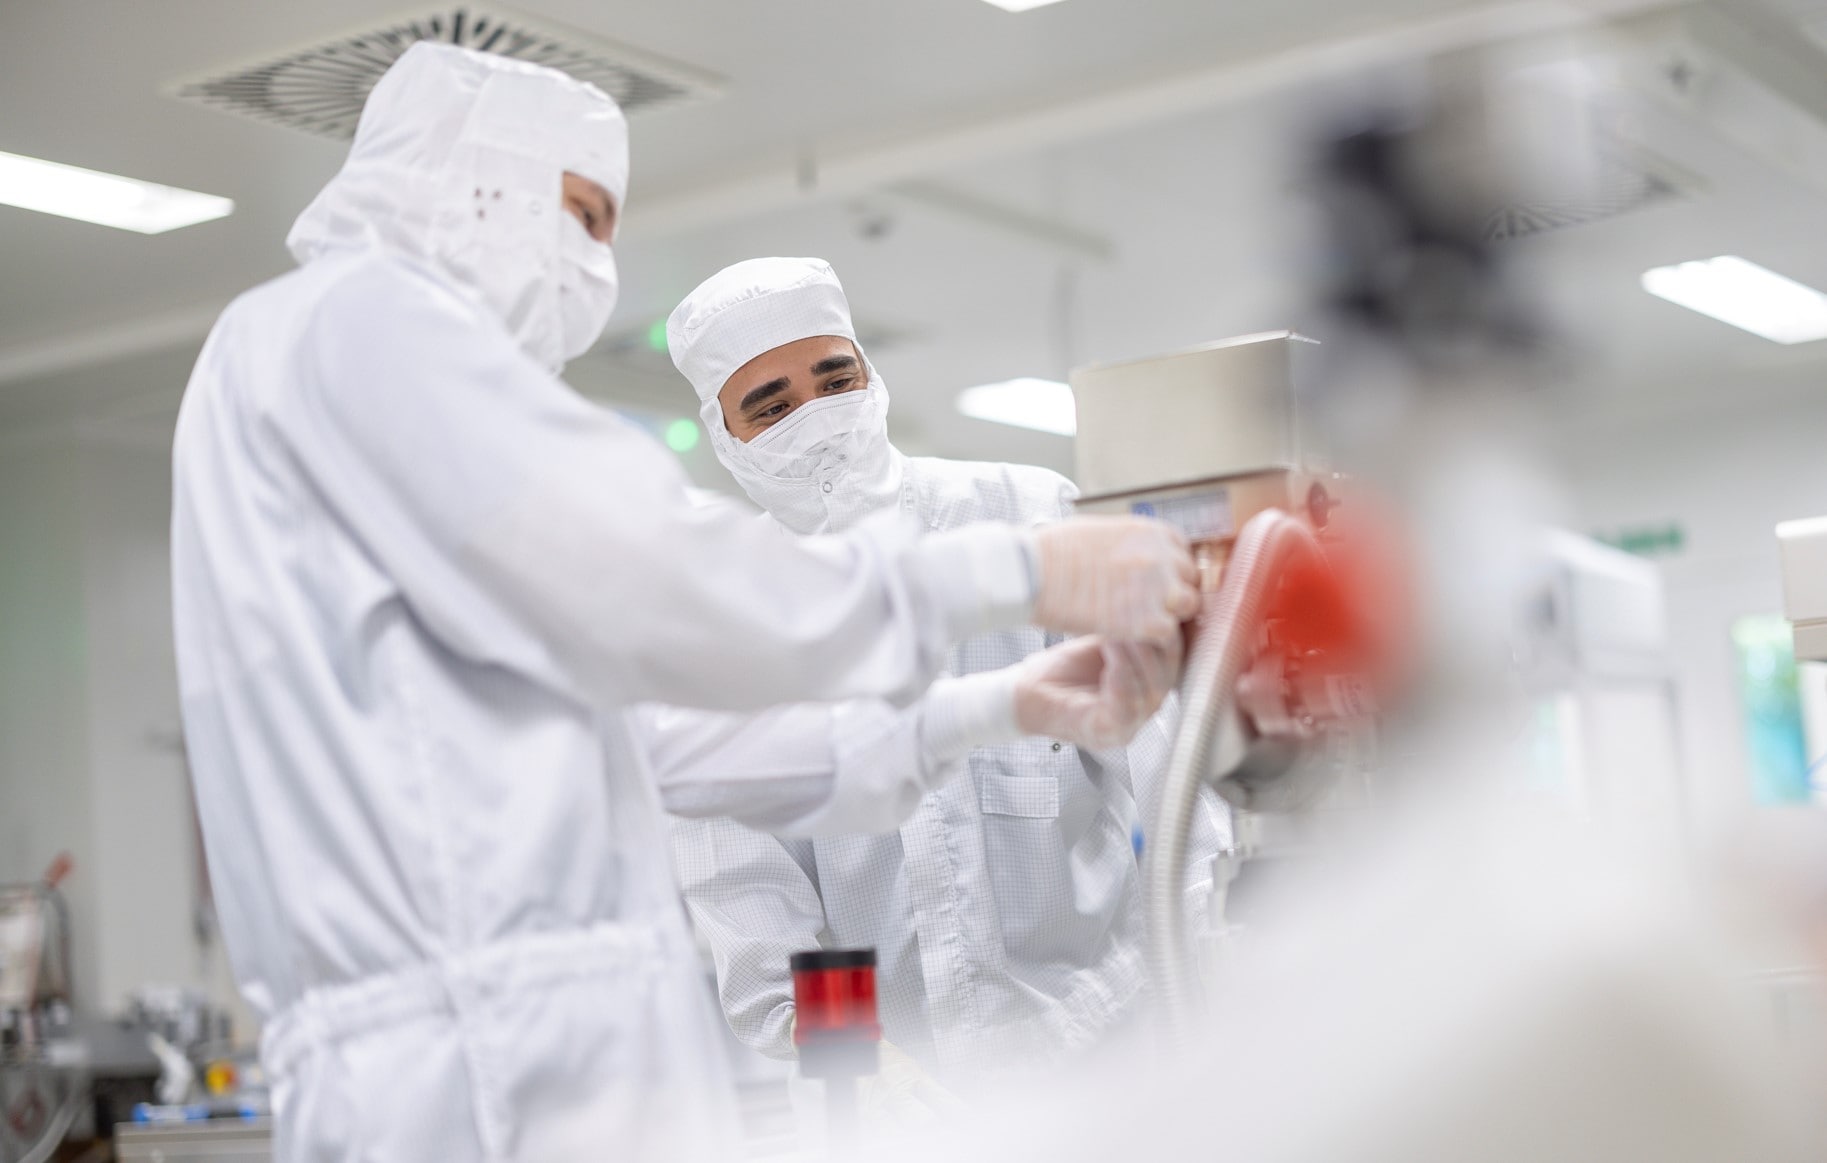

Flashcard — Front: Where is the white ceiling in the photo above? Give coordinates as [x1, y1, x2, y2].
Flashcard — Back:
[0, 0, 1486, 348]
[7, 0, 1827, 491]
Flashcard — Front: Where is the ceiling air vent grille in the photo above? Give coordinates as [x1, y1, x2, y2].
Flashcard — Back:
[173, 6, 721, 140]
[1484, 148, 1686, 241]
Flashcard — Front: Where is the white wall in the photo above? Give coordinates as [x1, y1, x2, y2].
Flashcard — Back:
[1552, 378, 1827, 837]
[0, 431, 99, 1011]
[0, 423, 239, 1024]
[77, 431, 240, 1014]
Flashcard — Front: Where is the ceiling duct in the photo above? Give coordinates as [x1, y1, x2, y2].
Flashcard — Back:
[171, 6, 721, 140]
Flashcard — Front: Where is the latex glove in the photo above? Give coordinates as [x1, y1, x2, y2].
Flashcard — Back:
[860, 1041, 968, 1127]
[918, 635, 1179, 767]
[1031, 516, 1199, 645]
[1014, 635, 1182, 750]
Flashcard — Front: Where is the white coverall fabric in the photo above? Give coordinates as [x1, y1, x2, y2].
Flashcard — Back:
[287, 41, 627, 372]
[667, 459, 1235, 1084]
[171, 49, 1041, 1163]
[669, 256, 852, 404]
[656, 254, 1227, 1084]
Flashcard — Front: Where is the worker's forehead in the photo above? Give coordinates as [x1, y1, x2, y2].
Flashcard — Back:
[722, 335, 858, 388]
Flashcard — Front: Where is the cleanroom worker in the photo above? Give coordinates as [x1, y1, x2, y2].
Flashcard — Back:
[652, 258, 1230, 1113]
[170, 43, 1196, 1163]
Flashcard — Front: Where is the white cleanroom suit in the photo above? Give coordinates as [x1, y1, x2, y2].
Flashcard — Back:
[170, 45, 1190, 1163]
[651, 258, 1229, 1099]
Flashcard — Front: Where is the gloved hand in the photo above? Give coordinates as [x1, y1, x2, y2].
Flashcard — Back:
[917, 634, 1181, 769]
[1031, 517, 1199, 645]
[860, 1041, 968, 1126]
[1013, 635, 1182, 750]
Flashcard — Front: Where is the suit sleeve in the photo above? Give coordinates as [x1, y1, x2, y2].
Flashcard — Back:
[278, 262, 1036, 713]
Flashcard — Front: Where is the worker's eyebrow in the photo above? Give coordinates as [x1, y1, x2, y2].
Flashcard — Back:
[738, 377, 791, 415]
[810, 355, 858, 377]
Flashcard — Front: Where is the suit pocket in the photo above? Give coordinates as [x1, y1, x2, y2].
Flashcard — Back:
[978, 774, 1061, 818]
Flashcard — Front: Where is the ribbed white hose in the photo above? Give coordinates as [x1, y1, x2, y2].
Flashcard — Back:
[1143, 508, 1324, 1043]
[11, 1064, 82, 1163]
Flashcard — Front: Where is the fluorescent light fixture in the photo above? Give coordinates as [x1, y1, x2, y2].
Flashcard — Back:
[0, 149, 233, 234]
[981, 0, 1069, 10]
[956, 378, 1076, 436]
[1641, 255, 1827, 345]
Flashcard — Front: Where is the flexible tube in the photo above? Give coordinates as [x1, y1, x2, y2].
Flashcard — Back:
[10, 1063, 82, 1163]
[1143, 508, 1325, 1043]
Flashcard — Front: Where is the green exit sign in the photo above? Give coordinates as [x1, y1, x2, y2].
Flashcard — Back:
[1594, 523, 1686, 558]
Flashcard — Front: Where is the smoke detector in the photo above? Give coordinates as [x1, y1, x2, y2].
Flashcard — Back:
[172, 6, 721, 140]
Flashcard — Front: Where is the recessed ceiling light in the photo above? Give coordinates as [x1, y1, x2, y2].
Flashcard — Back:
[0, 149, 233, 234]
[1641, 255, 1827, 345]
[980, 0, 1069, 11]
[956, 378, 1076, 436]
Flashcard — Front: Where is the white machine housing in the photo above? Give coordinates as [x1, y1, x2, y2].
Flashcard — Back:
[1071, 330, 1323, 539]
[1778, 515, 1827, 663]
[1521, 530, 1670, 687]
[1520, 532, 1685, 860]
[1070, 331, 1692, 1015]
[1071, 330, 1347, 1020]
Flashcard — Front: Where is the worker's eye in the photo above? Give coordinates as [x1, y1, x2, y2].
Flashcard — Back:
[758, 401, 790, 420]
[821, 376, 856, 393]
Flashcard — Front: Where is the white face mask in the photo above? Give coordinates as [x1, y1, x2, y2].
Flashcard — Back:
[747, 388, 873, 461]
[557, 213, 619, 363]
[707, 378, 901, 534]
[431, 152, 619, 373]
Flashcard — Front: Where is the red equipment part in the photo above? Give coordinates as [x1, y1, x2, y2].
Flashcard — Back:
[791, 949, 880, 1079]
